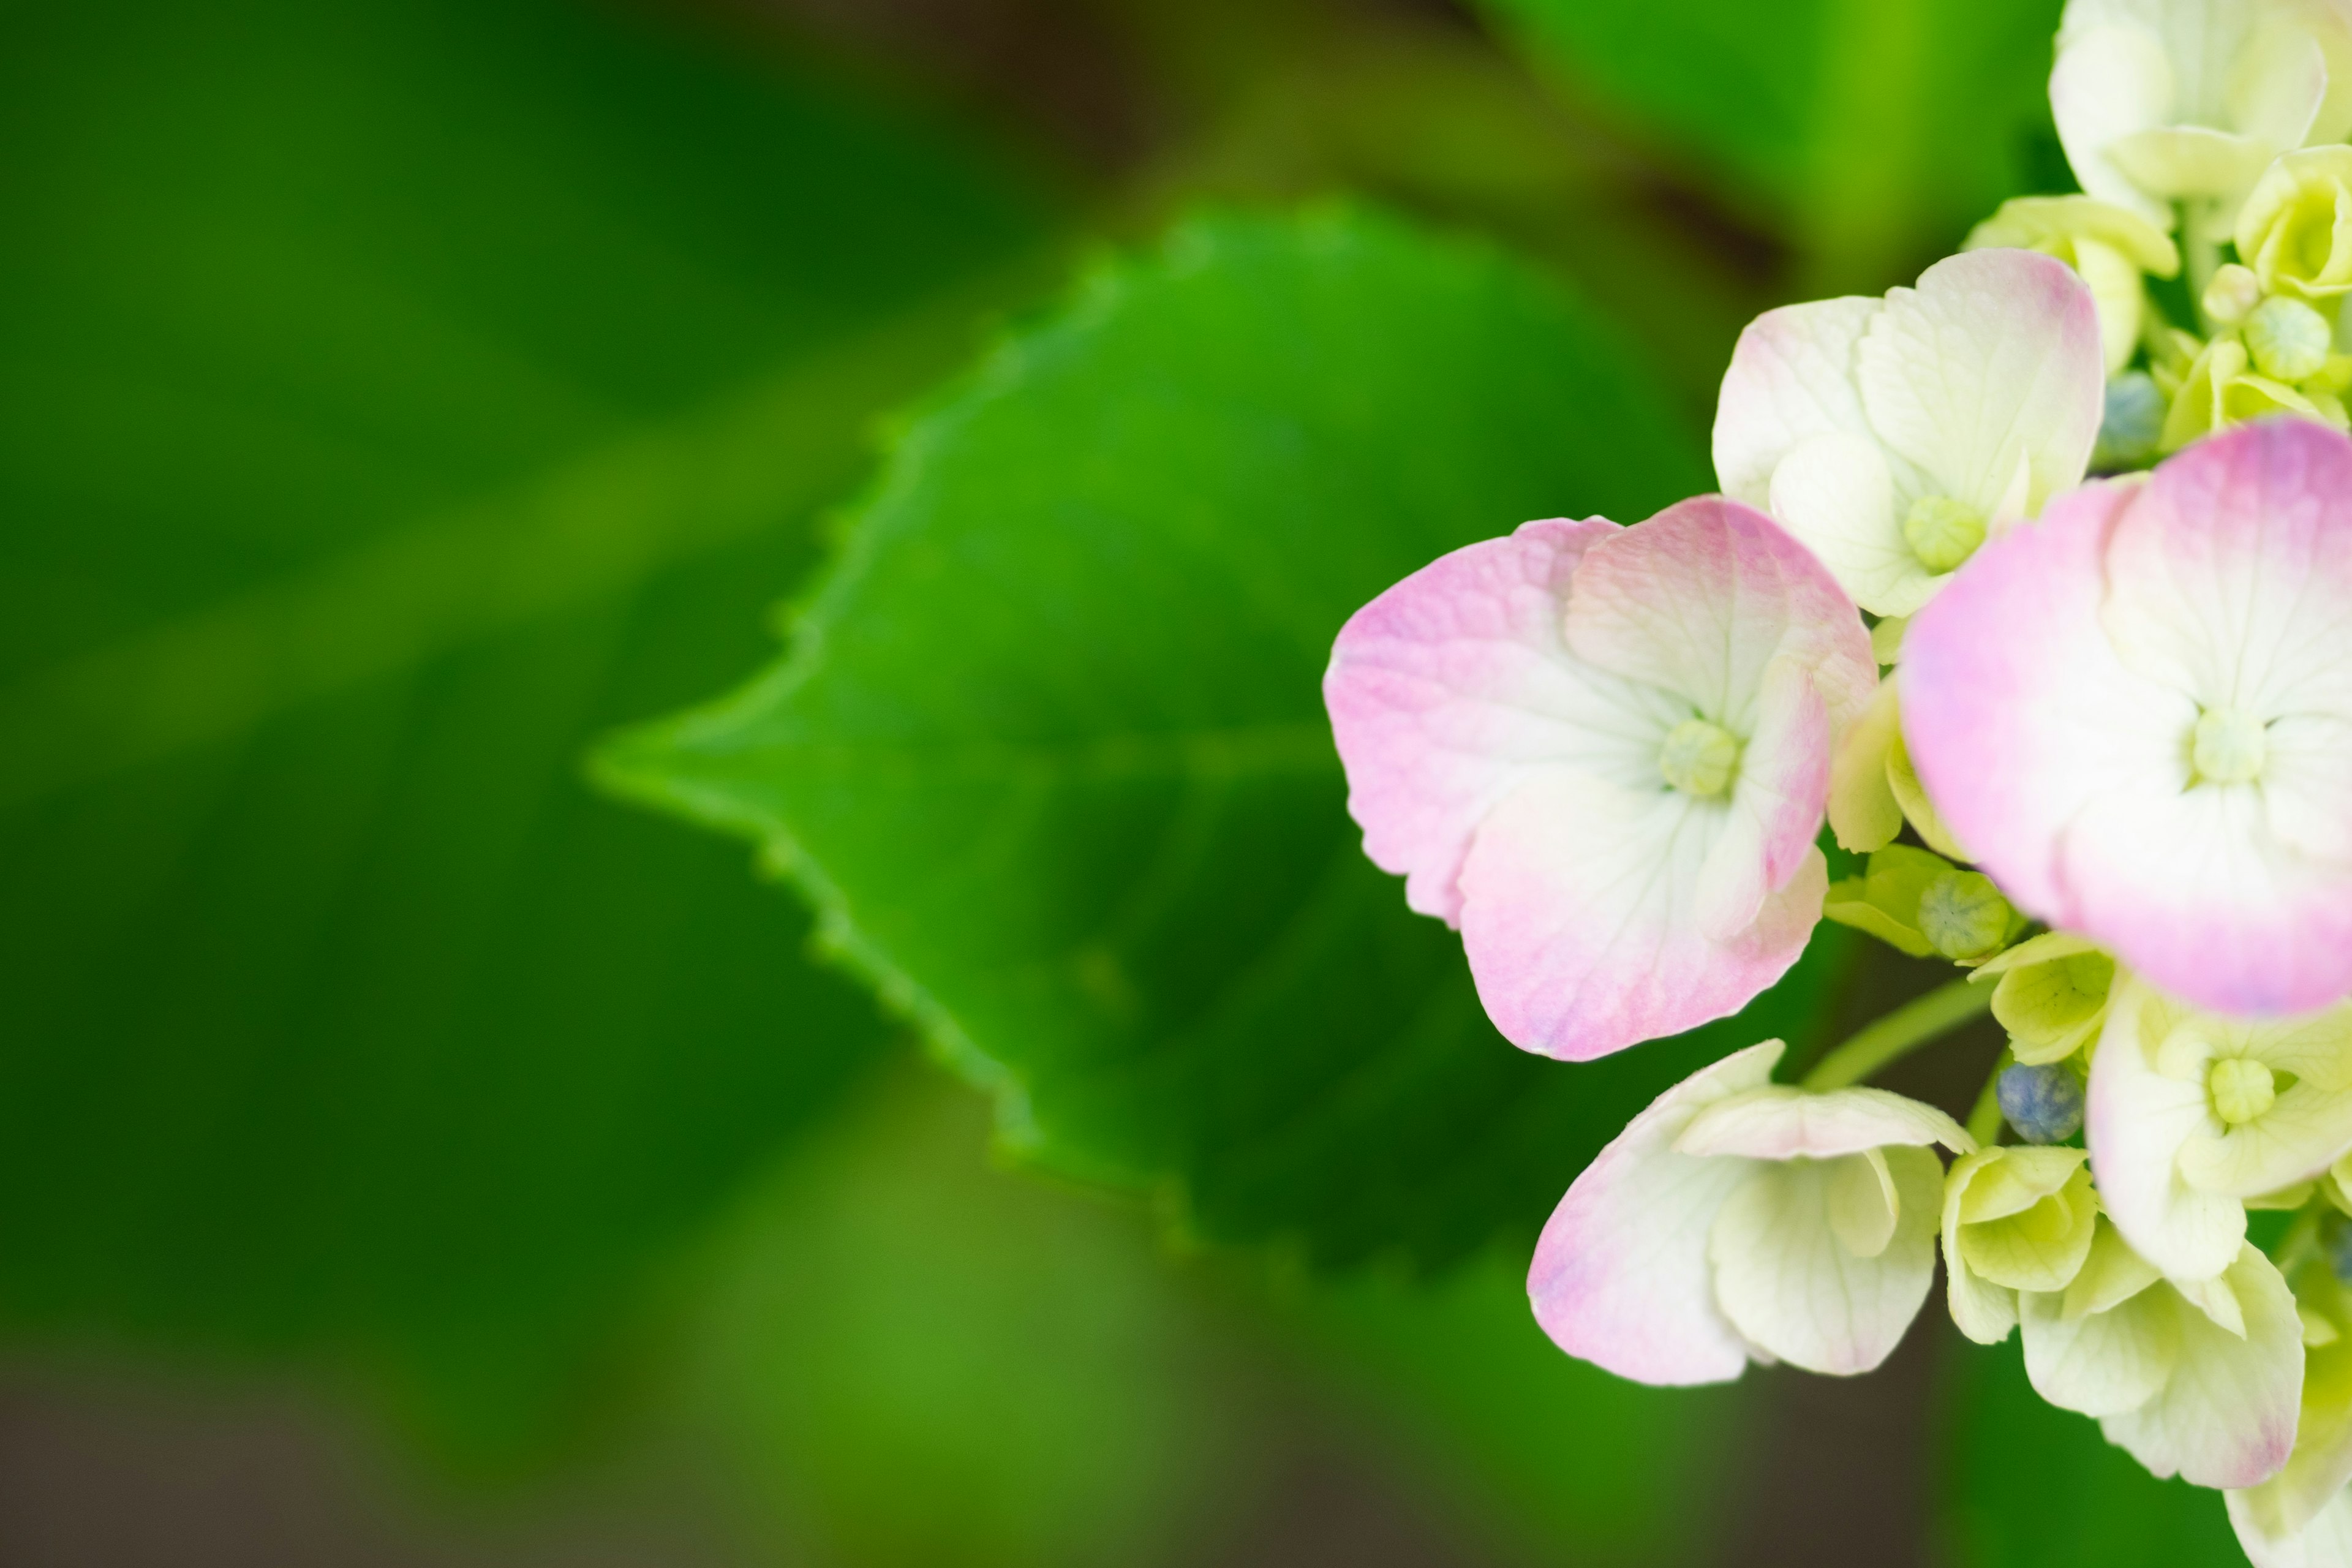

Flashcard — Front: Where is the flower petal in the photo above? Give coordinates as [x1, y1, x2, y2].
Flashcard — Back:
[1675, 1084, 1973, 1161]
[1714, 295, 1880, 510]
[1943, 1148, 2024, 1344]
[2089, 976, 2250, 1282]
[1829, 680, 1905, 853]
[1325, 518, 1667, 925]
[1708, 1145, 1943, 1375]
[1855, 250, 2106, 521]
[1694, 654, 1831, 941]
[2101, 1244, 2304, 1490]
[2233, 1338, 2352, 1561]
[2050, 23, 2178, 223]
[1528, 1041, 1781, 1385]
[1457, 771, 1823, 1060]
[2230, 1484, 2352, 1568]
[2021, 1268, 2180, 1418]
[1766, 431, 1931, 617]
[1565, 495, 1875, 736]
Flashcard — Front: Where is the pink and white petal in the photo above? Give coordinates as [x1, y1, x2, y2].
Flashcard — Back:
[1566, 496, 1874, 736]
[2090, 976, 2249, 1283]
[1325, 518, 1672, 925]
[2062, 774, 2352, 1016]
[2231, 1486, 2352, 1568]
[1899, 478, 2185, 925]
[1766, 431, 1932, 619]
[2234, 1340, 2352, 1560]
[1676, 1084, 1972, 1161]
[1706, 1145, 1942, 1375]
[2267, 714, 2352, 866]
[2101, 1245, 2304, 1490]
[1713, 296, 1882, 508]
[2049, 26, 2179, 224]
[1856, 250, 2106, 517]
[2102, 420, 2352, 719]
[1457, 769, 1819, 1060]
[1528, 1041, 1782, 1385]
[1694, 654, 1832, 941]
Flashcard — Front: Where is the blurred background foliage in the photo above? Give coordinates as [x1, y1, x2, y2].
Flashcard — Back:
[0, 0, 2239, 1562]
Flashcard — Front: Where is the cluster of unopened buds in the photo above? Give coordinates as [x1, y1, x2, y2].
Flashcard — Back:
[1324, 0, 2352, 1559]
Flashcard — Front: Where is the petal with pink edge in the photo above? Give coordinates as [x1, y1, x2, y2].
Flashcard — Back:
[2101, 1245, 2303, 1490]
[1324, 518, 1669, 924]
[1528, 1041, 1781, 1386]
[1457, 769, 1827, 1060]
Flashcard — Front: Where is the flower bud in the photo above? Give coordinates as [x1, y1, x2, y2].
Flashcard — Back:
[2160, 336, 2330, 453]
[1998, 1061, 2086, 1145]
[2245, 296, 2335, 383]
[2203, 263, 2264, 326]
[1918, 870, 2015, 960]
[2236, 146, 2352, 300]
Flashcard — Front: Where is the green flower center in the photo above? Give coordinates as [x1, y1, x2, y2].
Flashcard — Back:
[1659, 718, 1741, 797]
[1902, 495, 1986, 573]
[2192, 706, 2267, 785]
[2210, 1057, 2277, 1127]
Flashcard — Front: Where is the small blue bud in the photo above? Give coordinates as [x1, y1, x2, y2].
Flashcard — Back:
[1998, 1062, 2085, 1145]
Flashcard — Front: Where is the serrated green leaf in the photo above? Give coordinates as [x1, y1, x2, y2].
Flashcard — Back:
[1476, 0, 2068, 284]
[603, 206, 1855, 1269]
[0, 0, 1051, 1464]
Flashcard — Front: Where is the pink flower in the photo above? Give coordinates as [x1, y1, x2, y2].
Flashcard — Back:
[1903, 418, 2352, 1016]
[1323, 497, 1874, 1060]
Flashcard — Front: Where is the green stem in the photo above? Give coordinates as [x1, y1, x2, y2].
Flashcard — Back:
[1800, 978, 1995, 1091]
[1965, 1046, 2015, 1147]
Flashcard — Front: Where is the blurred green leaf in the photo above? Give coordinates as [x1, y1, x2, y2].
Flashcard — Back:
[1476, 0, 2067, 284]
[602, 206, 1853, 1270]
[1937, 1334, 2242, 1566]
[0, 0, 1053, 1463]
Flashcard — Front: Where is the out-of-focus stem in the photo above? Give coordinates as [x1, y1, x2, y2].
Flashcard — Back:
[1798, 977, 1994, 1091]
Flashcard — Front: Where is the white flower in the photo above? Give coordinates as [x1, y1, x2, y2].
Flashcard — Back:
[1713, 250, 2104, 619]
[1528, 1041, 1971, 1384]
[2090, 975, 2352, 1283]
[2021, 1218, 2302, 1488]
[2051, 0, 2352, 226]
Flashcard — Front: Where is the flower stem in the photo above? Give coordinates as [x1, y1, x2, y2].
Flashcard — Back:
[1799, 978, 1995, 1091]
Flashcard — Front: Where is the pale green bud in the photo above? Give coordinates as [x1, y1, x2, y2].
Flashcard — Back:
[2236, 147, 2352, 301]
[1902, 495, 1986, 573]
[1659, 718, 1740, 797]
[2245, 296, 2335, 383]
[2211, 1057, 2278, 1126]
[2203, 263, 2264, 326]
[1918, 870, 2015, 961]
[1822, 844, 1953, 959]
[2193, 706, 2268, 785]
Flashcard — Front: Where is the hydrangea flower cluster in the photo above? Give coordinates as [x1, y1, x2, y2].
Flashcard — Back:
[1324, 1, 2352, 1559]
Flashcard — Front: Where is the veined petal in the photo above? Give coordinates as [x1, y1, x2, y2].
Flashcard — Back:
[2022, 1268, 2180, 1417]
[1326, 518, 1670, 924]
[1695, 654, 1832, 941]
[1959, 1156, 2098, 1293]
[1708, 1145, 1943, 1374]
[2234, 1337, 2352, 1559]
[1855, 251, 2105, 522]
[1768, 431, 1932, 617]
[2051, 24, 2179, 223]
[1714, 295, 1881, 510]
[2230, 1484, 2352, 1568]
[1565, 496, 1875, 736]
[1828, 680, 1905, 853]
[1943, 1148, 2030, 1344]
[1901, 478, 2174, 923]
[2090, 976, 2250, 1282]
[2102, 1244, 2304, 1489]
[1457, 771, 1821, 1060]
[1675, 1083, 1972, 1161]
[1528, 1041, 1781, 1385]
